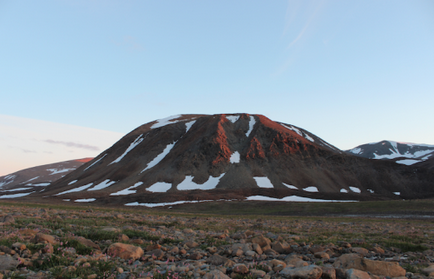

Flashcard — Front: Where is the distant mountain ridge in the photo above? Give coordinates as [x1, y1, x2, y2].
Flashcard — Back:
[346, 140, 434, 165]
[0, 158, 92, 198]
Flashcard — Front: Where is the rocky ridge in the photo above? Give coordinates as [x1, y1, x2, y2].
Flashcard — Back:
[1, 204, 434, 279]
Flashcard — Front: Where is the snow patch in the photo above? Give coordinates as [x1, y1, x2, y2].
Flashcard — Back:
[147, 182, 172, 193]
[0, 175, 16, 188]
[110, 182, 143, 196]
[26, 183, 51, 187]
[47, 168, 75, 175]
[0, 187, 30, 192]
[68, 180, 78, 185]
[0, 191, 35, 199]
[349, 186, 361, 193]
[396, 159, 420, 165]
[110, 134, 144, 164]
[281, 124, 314, 142]
[55, 183, 93, 195]
[177, 174, 224, 190]
[283, 183, 298, 190]
[349, 148, 362, 154]
[254, 177, 274, 188]
[141, 142, 177, 173]
[87, 179, 116, 191]
[75, 198, 96, 203]
[23, 176, 39, 184]
[303, 186, 319, 192]
[230, 152, 240, 163]
[226, 115, 240, 124]
[185, 121, 196, 133]
[245, 116, 256, 137]
[63, 199, 70, 201]
[393, 192, 401, 196]
[84, 154, 107, 171]
[367, 189, 374, 194]
[340, 189, 348, 193]
[246, 195, 358, 202]
[151, 115, 182, 129]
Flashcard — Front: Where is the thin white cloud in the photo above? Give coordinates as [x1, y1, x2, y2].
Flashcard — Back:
[43, 139, 100, 151]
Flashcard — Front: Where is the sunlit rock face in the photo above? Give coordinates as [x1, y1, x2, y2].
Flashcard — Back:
[22, 114, 434, 205]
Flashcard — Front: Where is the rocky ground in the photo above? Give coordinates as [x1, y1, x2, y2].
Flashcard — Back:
[1, 203, 434, 279]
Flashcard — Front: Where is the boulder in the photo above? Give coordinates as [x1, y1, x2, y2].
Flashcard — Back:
[320, 266, 336, 279]
[332, 253, 405, 277]
[280, 265, 323, 279]
[233, 264, 249, 274]
[0, 254, 19, 271]
[32, 233, 56, 244]
[251, 235, 271, 250]
[74, 236, 100, 250]
[107, 243, 144, 260]
[203, 270, 230, 279]
[351, 247, 369, 256]
[345, 269, 371, 279]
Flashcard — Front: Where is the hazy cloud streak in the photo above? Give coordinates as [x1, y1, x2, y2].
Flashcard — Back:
[44, 140, 100, 151]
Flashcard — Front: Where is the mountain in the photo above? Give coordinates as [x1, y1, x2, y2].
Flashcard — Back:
[0, 158, 92, 199]
[26, 113, 434, 206]
[346, 140, 434, 165]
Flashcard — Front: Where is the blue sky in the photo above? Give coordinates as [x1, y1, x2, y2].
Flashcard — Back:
[1, 0, 433, 175]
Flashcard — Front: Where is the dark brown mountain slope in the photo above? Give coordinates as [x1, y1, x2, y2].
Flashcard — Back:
[30, 114, 434, 205]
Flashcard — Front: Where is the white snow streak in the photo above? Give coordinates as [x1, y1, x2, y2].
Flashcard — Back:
[340, 189, 348, 193]
[367, 189, 374, 194]
[55, 183, 93, 196]
[0, 191, 35, 199]
[125, 200, 223, 207]
[141, 142, 177, 173]
[68, 180, 78, 185]
[396, 159, 420, 165]
[110, 135, 144, 164]
[393, 192, 401, 195]
[147, 182, 172, 193]
[185, 121, 196, 133]
[226, 115, 240, 124]
[281, 124, 314, 142]
[246, 116, 256, 137]
[349, 186, 361, 193]
[75, 198, 96, 202]
[177, 174, 224, 190]
[26, 183, 50, 187]
[87, 179, 116, 191]
[84, 154, 107, 171]
[303, 186, 319, 192]
[254, 177, 274, 188]
[283, 183, 298, 190]
[246, 195, 358, 203]
[0, 187, 30, 192]
[349, 148, 362, 154]
[47, 168, 75, 175]
[110, 182, 143, 196]
[230, 152, 240, 163]
[23, 177, 39, 184]
[151, 115, 182, 129]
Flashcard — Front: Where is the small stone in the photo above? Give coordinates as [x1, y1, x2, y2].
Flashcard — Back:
[203, 270, 230, 279]
[280, 265, 323, 279]
[233, 264, 249, 274]
[345, 268, 371, 279]
[107, 243, 144, 260]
